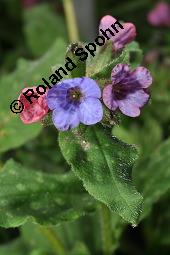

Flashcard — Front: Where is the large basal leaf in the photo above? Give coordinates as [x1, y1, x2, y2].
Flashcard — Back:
[0, 160, 94, 228]
[59, 125, 143, 225]
[134, 138, 170, 220]
[0, 38, 66, 153]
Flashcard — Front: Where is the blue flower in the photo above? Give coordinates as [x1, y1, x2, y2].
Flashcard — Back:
[47, 77, 103, 131]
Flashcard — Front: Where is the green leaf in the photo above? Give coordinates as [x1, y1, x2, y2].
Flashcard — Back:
[125, 41, 143, 67]
[21, 222, 51, 252]
[0, 239, 29, 255]
[24, 4, 67, 57]
[87, 43, 129, 81]
[0, 160, 94, 228]
[66, 42, 86, 78]
[0, 38, 66, 153]
[13, 128, 69, 174]
[59, 125, 143, 225]
[134, 138, 170, 220]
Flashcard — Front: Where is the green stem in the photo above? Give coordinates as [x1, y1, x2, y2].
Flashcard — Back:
[100, 204, 113, 255]
[63, 0, 79, 42]
[37, 225, 66, 255]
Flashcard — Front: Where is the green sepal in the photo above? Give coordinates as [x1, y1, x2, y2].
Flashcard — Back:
[87, 42, 129, 81]
[65, 42, 86, 78]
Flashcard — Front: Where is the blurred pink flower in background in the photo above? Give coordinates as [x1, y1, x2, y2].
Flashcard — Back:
[147, 2, 170, 27]
[99, 15, 136, 51]
[19, 86, 49, 124]
[22, 0, 39, 8]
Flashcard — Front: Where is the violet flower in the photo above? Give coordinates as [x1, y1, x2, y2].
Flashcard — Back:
[99, 15, 136, 51]
[47, 78, 103, 131]
[103, 64, 152, 117]
[147, 2, 170, 27]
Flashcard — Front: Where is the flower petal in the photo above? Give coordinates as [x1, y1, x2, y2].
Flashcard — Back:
[102, 84, 118, 111]
[99, 15, 136, 50]
[99, 15, 117, 36]
[111, 64, 130, 85]
[113, 23, 136, 50]
[52, 106, 79, 131]
[79, 77, 101, 98]
[112, 65, 152, 90]
[117, 90, 149, 117]
[129, 67, 153, 88]
[47, 79, 76, 110]
[118, 100, 140, 117]
[79, 98, 103, 125]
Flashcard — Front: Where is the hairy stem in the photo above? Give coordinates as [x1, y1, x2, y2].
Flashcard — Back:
[63, 0, 79, 42]
[100, 204, 113, 255]
[38, 225, 66, 255]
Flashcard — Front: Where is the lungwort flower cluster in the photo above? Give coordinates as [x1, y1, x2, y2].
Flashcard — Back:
[18, 15, 152, 130]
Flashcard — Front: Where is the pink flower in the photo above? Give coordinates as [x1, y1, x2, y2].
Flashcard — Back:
[147, 2, 170, 27]
[99, 15, 136, 51]
[19, 86, 49, 124]
[102, 64, 152, 117]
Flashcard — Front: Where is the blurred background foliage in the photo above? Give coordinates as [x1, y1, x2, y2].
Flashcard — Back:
[0, 0, 170, 254]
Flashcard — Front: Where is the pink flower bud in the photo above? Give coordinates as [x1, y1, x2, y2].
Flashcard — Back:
[19, 86, 49, 124]
[99, 15, 136, 51]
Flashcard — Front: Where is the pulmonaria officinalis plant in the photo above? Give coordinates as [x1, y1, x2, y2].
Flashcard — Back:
[14, 15, 153, 248]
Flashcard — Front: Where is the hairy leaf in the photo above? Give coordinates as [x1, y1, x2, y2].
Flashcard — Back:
[66, 42, 86, 78]
[0, 160, 94, 228]
[59, 125, 143, 224]
[0, 38, 66, 153]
